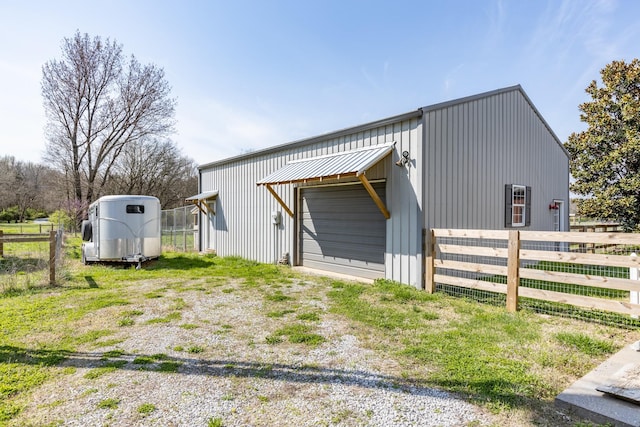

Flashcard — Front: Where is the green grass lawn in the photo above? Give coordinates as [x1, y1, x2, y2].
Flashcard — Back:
[0, 223, 56, 234]
[0, 236, 638, 426]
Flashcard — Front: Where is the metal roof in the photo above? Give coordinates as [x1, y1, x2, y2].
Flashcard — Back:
[185, 190, 219, 201]
[256, 142, 396, 186]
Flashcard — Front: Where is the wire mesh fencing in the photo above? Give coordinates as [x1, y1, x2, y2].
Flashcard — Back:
[431, 228, 640, 329]
[161, 206, 197, 252]
[0, 228, 65, 292]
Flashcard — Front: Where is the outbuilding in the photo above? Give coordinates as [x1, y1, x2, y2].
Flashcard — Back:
[190, 85, 569, 288]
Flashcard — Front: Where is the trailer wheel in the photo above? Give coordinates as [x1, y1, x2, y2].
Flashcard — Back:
[81, 220, 92, 242]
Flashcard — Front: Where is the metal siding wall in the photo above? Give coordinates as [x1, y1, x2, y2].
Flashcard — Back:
[199, 117, 423, 287]
[385, 119, 421, 287]
[423, 89, 569, 233]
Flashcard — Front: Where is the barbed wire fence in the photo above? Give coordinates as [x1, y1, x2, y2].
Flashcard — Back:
[161, 206, 197, 252]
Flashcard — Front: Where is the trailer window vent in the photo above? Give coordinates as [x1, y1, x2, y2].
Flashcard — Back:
[126, 205, 145, 214]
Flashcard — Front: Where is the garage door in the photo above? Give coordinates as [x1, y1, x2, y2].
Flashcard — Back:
[299, 182, 386, 279]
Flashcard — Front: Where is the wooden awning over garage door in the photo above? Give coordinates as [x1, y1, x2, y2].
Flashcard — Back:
[256, 142, 394, 219]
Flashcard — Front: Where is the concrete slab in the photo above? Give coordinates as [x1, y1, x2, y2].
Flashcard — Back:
[292, 266, 374, 284]
[556, 342, 640, 427]
[597, 363, 640, 405]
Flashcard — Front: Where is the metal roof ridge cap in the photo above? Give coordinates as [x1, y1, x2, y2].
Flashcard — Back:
[419, 85, 523, 113]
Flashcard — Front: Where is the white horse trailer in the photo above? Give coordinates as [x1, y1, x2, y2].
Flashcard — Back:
[81, 195, 161, 266]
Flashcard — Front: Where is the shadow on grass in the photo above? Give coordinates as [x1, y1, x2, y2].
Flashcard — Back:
[426, 377, 562, 424]
[84, 276, 98, 288]
[0, 256, 47, 273]
[0, 345, 70, 366]
[0, 344, 436, 395]
[436, 283, 640, 329]
[77, 254, 217, 271]
[144, 254, 218, 270]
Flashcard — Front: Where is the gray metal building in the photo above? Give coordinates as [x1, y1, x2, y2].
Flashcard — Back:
[190, 85, 569, 288]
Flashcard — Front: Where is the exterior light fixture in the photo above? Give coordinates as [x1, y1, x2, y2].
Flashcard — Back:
[395, 150, 410, 167]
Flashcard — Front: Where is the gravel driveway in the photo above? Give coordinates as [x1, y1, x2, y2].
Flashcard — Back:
[13, 276, 494, 427]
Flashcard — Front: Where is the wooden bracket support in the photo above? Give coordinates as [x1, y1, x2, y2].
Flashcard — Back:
[358, 174, 390, 219]
[265, 184, 294, 218]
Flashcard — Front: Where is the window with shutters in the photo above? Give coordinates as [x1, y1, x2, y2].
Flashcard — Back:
[505, 184, 531, 228]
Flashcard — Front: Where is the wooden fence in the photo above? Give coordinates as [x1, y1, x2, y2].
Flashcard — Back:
[0, 223, 56, 233]
[569, 223, 621, 233]
[426, 229, 640, 317]
[0, 230, 61, 285]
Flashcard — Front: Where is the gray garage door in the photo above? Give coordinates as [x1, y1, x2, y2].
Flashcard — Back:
[299, 182, 386, 279]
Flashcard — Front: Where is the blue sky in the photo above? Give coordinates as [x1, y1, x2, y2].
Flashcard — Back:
[0, 0, 638, 165]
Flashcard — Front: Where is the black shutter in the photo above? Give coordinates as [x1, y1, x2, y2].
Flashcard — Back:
[525, 186, 532, 226]
[505, 184, 513, 228]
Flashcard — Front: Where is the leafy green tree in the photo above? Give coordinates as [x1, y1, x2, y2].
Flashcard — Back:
[565, 59, 640, 230]
[0, 207, 19, 223]
[49, 210, 74, 231]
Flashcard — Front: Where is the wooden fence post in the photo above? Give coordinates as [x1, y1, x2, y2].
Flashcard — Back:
[506, 230, 520, 312]
[631, 253, 639, 317]
[49, 230, 56, 285]
[0, 229, 3, 258]
[425, 229, 436, 293]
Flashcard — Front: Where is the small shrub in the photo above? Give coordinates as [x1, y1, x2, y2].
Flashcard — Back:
[271, 324, 325, 346]
[289, 332, 324, 346]
[118, 317, 134, 327]
[296, 312, 320, 321]
[137, 403, 156, 415]
[151, 353, 169, 360]
[146, 312, 181, 324]
[144, 291, 164, 299]
[97, 398, 119, 409]
[208, 417, 224, 427]
[265, 335, 283, 345]
[133, 356, 154, 365]
[265, 292, 292, 302]
[101, 350, 125, 359]
[158, 361, 181, 373]
[180, 323, 199, 330]
[122, 309, 144, 316]
[172, 298, 187, 310]
[266, 309, 295, 318]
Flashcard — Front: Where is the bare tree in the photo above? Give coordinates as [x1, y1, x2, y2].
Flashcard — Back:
[41, 32, 176, 205]
[0, 157, 58, 221]
[104, 138, 198, 208]
[13, 161, 47, 221]
[0, 156, 17, 210]
[38, 167, 68, 213]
